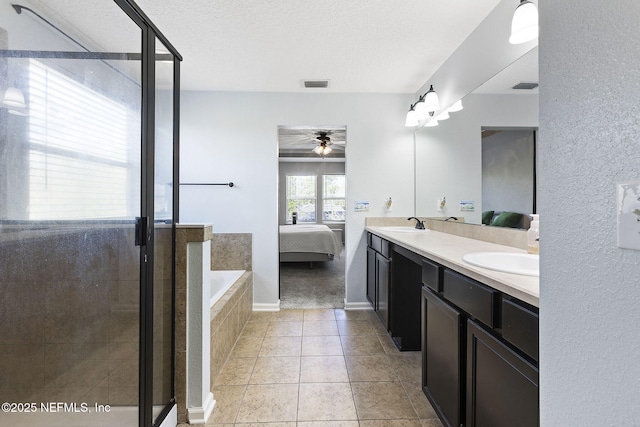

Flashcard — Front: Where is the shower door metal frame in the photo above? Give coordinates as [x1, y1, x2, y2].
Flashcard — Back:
[112, 1, 182, 426]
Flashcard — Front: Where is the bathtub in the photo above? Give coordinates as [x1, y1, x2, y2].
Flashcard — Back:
[210, 270, 246, 307]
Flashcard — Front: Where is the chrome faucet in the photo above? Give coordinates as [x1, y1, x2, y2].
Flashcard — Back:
[407, 217, 425, 229]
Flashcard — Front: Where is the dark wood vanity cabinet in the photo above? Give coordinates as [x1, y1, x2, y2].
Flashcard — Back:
[466, 319, 539, 427]
[422, 286, 463, 427]
[366, 233, 391, 330]
[421, 258, 539, 427]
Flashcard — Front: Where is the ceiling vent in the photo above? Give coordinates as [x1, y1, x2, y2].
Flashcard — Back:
[512, 82, 539, 90]
[303, 80, 329, 89]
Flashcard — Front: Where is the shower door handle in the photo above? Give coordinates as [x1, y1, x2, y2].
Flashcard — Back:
[135, 216, 149, 246]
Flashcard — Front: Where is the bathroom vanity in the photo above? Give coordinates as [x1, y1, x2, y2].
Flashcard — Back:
[366, 225, 539, 427]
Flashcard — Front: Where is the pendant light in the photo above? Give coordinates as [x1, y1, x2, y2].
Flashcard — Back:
[509, 0, 538, 44]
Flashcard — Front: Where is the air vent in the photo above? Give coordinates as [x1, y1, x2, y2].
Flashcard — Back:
[512, 82, 539, 90]
[303, 80, 329, 89]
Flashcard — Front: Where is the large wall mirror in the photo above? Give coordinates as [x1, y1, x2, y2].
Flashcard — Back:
[415, 47, 538, 228]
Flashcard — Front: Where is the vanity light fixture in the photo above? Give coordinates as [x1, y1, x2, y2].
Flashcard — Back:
[405, 104, 419, 127]
[509, 0, 538, 44]
[447, 99, 463, 113]
[423, 111, 439, 128]
[436, 110, 450, 121]
[422, 85, 440, 111]
[406, 85, 441, 126]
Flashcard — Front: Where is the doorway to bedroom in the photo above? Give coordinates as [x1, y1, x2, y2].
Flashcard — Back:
[277, 125, 346, 308]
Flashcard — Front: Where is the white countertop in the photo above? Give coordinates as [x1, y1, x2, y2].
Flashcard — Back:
[366, 226, 539, 307]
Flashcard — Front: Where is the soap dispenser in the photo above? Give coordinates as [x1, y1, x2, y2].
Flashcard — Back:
[527, 214, 539, 254]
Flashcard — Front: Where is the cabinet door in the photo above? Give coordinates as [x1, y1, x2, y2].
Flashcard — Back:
[376, 253, 390, 330]
[422, 287, 463, 427]
[366, 246, 377, 308]
[466, 319, 539, 427]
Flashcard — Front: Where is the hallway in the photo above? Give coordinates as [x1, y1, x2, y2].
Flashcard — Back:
[195, 308, 443, 426]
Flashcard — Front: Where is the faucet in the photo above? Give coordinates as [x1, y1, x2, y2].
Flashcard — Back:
[407, 217, 425, 229]
[444, 216, 458, 222]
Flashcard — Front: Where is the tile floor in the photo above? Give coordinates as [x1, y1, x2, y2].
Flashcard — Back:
[192, 308, 444, 427]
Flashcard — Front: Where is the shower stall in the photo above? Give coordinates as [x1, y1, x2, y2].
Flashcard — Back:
[0, 1, 180, 426]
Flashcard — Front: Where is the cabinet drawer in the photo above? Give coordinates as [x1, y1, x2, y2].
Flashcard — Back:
[501, 298, 539, 362]
[370, 234, 390, 258]
[421, 259, 441, 292]
[442, 270, 496, 328]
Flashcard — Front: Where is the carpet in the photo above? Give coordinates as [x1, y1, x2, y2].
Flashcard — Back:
[279, 250, 345, 309]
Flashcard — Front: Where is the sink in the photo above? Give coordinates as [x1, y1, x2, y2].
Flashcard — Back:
[462, 252, 539, 276]
[378, 226, 429, 233]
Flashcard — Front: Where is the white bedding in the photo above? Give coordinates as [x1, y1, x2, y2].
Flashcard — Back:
[279, 224, 342, 256]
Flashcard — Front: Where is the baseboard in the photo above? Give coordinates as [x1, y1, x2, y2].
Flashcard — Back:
[253, 300, 281, 311]
[187, 392, 215, 424]
[343, 300, 374, 310]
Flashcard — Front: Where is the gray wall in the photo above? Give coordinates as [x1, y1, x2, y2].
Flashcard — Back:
[540, 1, 640, 425]
[482, 129, 535, 222]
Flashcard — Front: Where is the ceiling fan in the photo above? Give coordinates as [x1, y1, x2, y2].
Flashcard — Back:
[312, 131, 334, 156]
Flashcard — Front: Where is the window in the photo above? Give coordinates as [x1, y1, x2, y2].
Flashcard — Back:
[286, 175, 316, 223]
[27, 59, 139, 220]
[323, 175, 346, 222]
[285, 174, 346, 224]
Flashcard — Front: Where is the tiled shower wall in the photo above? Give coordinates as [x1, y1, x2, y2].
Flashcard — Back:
[0, 225, 167, 406]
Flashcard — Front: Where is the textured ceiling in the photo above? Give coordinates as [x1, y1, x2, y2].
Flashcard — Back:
[24, 0, 503, 93]
[18, 0, 536, 94]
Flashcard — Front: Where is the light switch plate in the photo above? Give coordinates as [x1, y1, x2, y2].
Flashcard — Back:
[617, 181, 640, 250]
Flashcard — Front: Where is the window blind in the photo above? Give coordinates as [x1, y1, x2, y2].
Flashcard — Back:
[27, 59, 140, 220]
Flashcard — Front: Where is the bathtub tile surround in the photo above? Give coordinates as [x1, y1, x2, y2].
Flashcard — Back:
[209, 271, 253, 389]
[177, 308, 442, 426]
[365, 216, 528, 250]
[210, 233, 252, 271]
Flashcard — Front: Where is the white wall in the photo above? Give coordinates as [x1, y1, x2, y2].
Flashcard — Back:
[415, 93, 538, 223]
[540, 2, 640, 425]
[180, 91, 414, 307]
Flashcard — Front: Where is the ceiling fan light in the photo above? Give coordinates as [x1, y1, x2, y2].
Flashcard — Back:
[447, 99, 463, 113]
[323, 146, 332, 155]
[313, 145, 323, 154]
[2, 87, 26, 108]
[424, 119, 439, 128]
[509, 0, 538, 44]
[423, 85, 440, 111]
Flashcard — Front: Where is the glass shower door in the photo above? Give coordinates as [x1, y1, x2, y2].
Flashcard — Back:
[0, 1, 144, 426]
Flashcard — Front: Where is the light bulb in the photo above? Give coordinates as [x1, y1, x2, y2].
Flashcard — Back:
[509, 0, 538, 44]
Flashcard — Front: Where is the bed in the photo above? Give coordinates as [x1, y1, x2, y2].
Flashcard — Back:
[279, 224, 342, 264]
